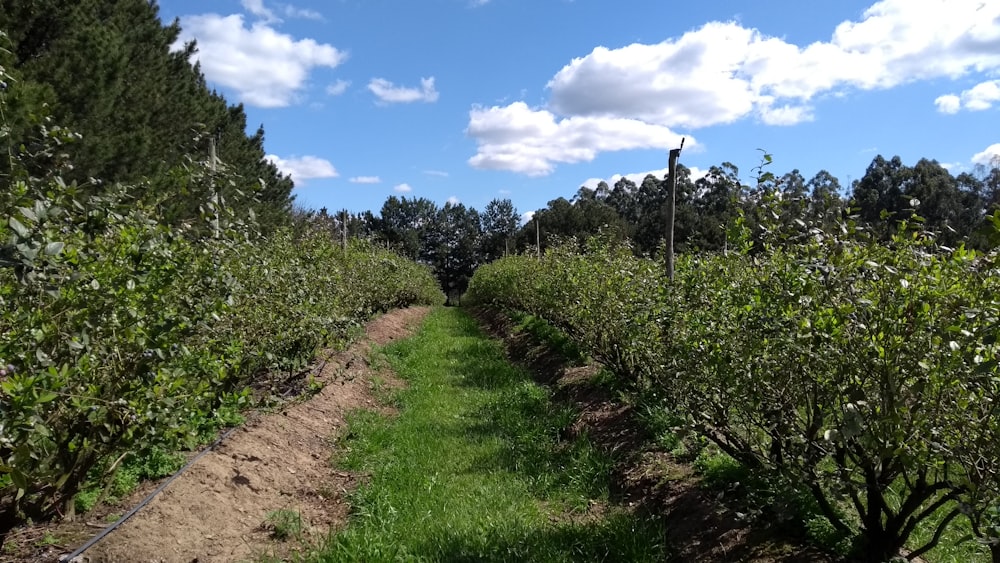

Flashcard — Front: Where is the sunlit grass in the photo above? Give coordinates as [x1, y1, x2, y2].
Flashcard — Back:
[311, 307, 666, 562]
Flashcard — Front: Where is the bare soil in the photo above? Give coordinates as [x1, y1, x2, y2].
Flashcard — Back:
[472, 307, 836, 563]
[3, 307, 428, 563]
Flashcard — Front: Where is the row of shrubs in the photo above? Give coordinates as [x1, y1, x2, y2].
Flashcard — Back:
[466, 220, 1000, 562]
[0, 156, 443, 535]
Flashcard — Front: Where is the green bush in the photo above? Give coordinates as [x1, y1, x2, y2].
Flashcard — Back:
[0, 70, 443, 531]
[468, 220, 1000, 561]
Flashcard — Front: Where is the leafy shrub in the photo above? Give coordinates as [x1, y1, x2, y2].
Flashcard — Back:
[0, 70, 443, 534]
[468, 220, 1000, 561]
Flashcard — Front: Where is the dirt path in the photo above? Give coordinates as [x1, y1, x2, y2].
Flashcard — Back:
[56, 307, 429, 563]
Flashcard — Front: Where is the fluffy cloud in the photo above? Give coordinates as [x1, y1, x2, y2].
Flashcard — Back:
[241, 0, 323, 23]
[326, 80, 350, 96]
[349, 176, 381, 184]
[972, 143, 1000, 166]
[547, 1, 1000, 129]
[467, 102, 691, 176]
[241, 0, 276, 22]
[368, 77, 440, 104]
[934, 94, 962, 114]
[446, 196, 461, 205]
[176, 14, 346, 107]
[266, 155, 338, 184]
[281, 5, 323, 20]
[394, 183, 414, 193]
[468, 0, 1000, 175]
[936, 80, 1000, 113]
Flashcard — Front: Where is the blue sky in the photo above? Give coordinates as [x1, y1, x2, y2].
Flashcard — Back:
[158, 0, 1000, 219]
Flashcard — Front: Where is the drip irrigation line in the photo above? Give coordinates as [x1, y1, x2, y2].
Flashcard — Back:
[60, 350, 339, 561]
[59, 425, 239, 562]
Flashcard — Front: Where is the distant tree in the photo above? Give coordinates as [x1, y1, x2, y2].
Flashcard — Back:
[425, 202, 482, 303]
[851, 155, 913, 238]
[370, 196, 439, 260]
[517, 196, 625, 252]
[806, 170, 844, 230]
[692, 163, 744, 251]
[903, 159, 968, 244]
[480, 198, 519, 262]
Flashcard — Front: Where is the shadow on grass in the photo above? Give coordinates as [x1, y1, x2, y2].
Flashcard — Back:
[323, 509, 669, 563]
[321, 308, 667, 562]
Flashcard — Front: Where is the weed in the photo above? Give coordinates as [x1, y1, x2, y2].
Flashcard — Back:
[265, 509, 303, 541]
[35, 532, 59, 547]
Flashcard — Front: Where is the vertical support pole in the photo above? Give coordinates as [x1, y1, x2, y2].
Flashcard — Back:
[535, 214, 541, 259]
[209, 135, 220, 239]
[665, 137, 684, 282]
[341, 209, 348, 250]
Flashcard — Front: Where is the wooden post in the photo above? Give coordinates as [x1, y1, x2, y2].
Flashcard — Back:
[209, 135, 220, 239]
[535, 214, 541, 259]
[341, 209, 348, 250]
[665, 137, 684, 281]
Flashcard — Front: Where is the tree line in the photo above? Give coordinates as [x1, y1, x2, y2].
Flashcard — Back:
[316, 153, 999, 302]
[0, 0, 295, 230]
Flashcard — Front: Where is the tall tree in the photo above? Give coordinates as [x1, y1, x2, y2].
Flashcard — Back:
[370, 196, 439, 260]
[806, 170, 844, 229]
[851, 155, 912, 238]
[425, 202, 481, 303]
[480, 198, 519, 262]
[692, 163, 744, 251]
[0, 0, 295, 229]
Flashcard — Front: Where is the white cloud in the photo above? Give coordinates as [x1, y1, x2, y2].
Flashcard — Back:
[266, 155, 338, 184]
[282, 4, 323, 20]
[467, 102, 691, 176]
[241, 0, 323, 23]
[394, 183, 414, 193]
[446, 196, 461, 205]
[424, 170, 449, 177]
[368, 77, 439, 104]
[467, 0, 1000, 175]
[176, 14, 346, 107]
[972, 143, 1000, 166]
[498, 189, 512, 195]
[756, 100, 815, 126]
[547, 2, 1000, 129]
[326, 80, 350, 96]
[349, 176, 381, 184]
[521, 211, 536, 224]
[935, 94, 962, 114]
[936, 80, 1000, 113]
[242, 0, 277, 22]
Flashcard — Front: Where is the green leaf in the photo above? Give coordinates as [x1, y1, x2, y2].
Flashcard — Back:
[16, 206, 37, 222]
[8, 217, 29, 238]
[36, 392, 58, 403]
[44, 241, 65, 256]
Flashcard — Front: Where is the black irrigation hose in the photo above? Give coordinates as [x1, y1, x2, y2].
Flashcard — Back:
[60, 352, 339, 561]
[59, 425, 239, 562]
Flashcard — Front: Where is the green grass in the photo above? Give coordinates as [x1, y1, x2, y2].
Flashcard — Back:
[311, 307, 666, 562]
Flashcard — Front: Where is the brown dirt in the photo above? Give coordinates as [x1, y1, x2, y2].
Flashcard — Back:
[4, 307, 428, 563]
[472, 307, 837, 563]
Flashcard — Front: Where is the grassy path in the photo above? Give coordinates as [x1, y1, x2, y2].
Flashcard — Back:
[309, 307, 666, 562]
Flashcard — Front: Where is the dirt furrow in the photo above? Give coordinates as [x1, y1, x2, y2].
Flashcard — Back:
[72, 307, 429, 563]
